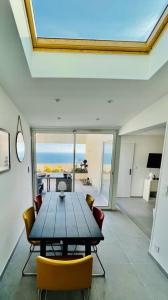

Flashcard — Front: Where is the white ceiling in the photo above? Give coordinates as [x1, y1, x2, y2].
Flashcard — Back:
[1, 0, 168, 129]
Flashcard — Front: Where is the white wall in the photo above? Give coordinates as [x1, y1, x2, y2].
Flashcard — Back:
[149, 124, 168, 273]
[119, 93, 168, 135]
[119, 93, 168, 273]
[0, 85, 32, 276]
[118, 135, 164, 197]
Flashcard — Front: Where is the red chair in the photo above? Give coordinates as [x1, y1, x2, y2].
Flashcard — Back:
[93, 207, 104, 230]
[34, 194, 42, 214]
[73, 207, 105, 277]
[92, 207, 105, 277]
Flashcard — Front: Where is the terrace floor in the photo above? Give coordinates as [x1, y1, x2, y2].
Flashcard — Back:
[0, 210, 168, 299]
[75, 180, 108, 206]
[42, 178, 108, 206]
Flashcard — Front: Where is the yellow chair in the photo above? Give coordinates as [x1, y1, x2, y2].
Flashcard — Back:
[36, 255, 93, 300]
[22, 207, 61, 276]
[86, 194, 94, 210]
[22, 206, 40, 276]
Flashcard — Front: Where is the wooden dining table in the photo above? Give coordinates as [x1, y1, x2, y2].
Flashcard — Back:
[29, 192, 104, 256]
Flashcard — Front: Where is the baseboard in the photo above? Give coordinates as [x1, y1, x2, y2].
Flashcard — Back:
[100, 207, 117, 211]
[0, 228, 25, 280]
[148, 252, 168, 278]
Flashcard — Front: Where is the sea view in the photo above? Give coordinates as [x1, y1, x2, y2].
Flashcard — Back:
[36, 152, 85, 164]
[36, 152, 112, 164]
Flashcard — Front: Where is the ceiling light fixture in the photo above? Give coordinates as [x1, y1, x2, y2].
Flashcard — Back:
[55, 98, 61, 102]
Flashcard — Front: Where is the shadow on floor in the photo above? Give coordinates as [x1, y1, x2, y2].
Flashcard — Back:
[117, 197, 156, 238]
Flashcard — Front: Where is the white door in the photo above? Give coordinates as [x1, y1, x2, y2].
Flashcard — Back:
[117, 143, 135, 197]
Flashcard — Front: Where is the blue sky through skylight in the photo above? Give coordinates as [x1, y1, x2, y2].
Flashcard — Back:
[32, 0, 168, 42]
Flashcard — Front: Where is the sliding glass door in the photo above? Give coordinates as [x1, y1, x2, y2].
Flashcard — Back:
[35, 133, 74, 194]
[101, 141, 113, 202]
[75, 133, 114, 207]
[32, 130, 115, 208]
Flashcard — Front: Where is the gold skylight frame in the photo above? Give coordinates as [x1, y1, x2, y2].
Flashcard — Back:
[24, 0, 168, 54]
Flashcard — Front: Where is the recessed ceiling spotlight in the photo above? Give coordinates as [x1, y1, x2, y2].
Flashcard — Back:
[57, 116, 62, 120]
[55, 98, 61, 102]
[96, 118, 100, 121]
[107, 99, 114, 103]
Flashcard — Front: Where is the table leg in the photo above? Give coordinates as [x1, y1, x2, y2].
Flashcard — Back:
[47, 177, 49, 192]
[62, 242, 68, 256]
[40, 241, 46, 256]
[85, 243, 91, 256]
[49, 178, 50, 191]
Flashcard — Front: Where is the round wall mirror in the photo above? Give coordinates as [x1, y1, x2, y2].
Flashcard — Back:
[16, 131, 25, 162]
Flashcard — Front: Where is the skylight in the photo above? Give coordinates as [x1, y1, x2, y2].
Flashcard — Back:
[31, 0, 168, 42]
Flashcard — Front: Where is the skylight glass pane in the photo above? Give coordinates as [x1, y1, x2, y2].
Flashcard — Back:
[32, 0, 168, 42]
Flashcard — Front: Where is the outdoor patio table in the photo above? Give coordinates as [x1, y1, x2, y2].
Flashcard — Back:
[45, 173, 72, 192]
[29, 192, 104, 256]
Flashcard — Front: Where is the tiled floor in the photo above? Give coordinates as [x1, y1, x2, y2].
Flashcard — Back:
[117, 197, 156, 237]
[0, 210, 168, 299]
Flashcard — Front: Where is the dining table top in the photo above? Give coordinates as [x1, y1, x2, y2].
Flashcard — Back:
[29, 192, 104, 243]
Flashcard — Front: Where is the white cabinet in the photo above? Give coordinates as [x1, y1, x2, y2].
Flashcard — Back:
[143, 178, 158, 201]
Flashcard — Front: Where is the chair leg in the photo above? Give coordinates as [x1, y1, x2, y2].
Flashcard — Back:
[92, 246, 105, 278]
[44, 290, 47, 300]
[50, 244, 57, 256]
[47, 243, 63, 255]
[81, 290, 85, 300]
[67, 244, 105, 277]
[38, 289, 47, 300]
[22, 245, 37, 276]
[38, 289, 42, 300]
[87, 289, 91, 300]
[22, 243, 62, 276]
[81, 289, 90, 300]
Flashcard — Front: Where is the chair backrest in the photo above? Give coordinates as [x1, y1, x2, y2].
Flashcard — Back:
[23, 207, 35, 243]
[36, 255, 93, 291]
[93, 207, 104, 230]
[34, 194, 42, 213]
[86, 194, 94, 209]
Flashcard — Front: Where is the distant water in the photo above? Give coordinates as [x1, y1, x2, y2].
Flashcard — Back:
[36, 152, 85, 164]
[36, 152, 112, 164]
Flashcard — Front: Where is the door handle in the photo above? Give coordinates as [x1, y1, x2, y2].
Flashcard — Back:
[129, 168, 132, 175]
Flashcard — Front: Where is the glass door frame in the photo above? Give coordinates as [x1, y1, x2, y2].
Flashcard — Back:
[101, 140, 113, 206]
[31, 128, 118, 210]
